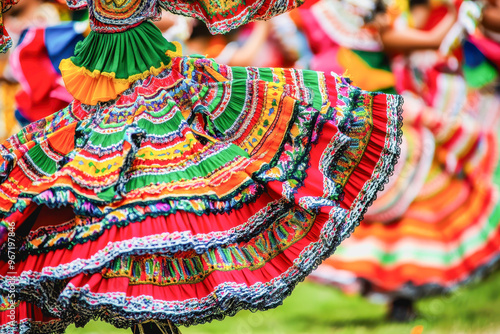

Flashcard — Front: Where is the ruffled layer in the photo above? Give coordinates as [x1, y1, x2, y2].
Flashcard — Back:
[363, 124, 435, 222]
[59, 21, 182, 105]
[0, 300, 69, 334]
[0, 58, 403, 330]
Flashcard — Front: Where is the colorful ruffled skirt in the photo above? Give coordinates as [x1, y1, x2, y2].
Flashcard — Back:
[0, 21, 403, 332]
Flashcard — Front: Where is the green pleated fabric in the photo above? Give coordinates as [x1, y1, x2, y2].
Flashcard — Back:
[353, 49, 397, 94]
[69, 21, 178, 80]
[352, 49, 392, 73]
[463, 61, 498, 89]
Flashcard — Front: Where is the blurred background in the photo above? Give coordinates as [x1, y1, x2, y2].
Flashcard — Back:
[1, 0, 500, 333]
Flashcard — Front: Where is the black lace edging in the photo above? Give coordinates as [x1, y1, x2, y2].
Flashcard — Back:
[338, 93, 404, 242]
[0, 318, 72, 334]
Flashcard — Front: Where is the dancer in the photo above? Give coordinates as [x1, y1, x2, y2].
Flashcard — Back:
[0, 0, 403, 332]
[312, 0, 500, 322]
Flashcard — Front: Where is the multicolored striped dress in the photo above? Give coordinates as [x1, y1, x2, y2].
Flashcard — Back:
[0, 0, 403, 332]
[312, 2, 500, 299]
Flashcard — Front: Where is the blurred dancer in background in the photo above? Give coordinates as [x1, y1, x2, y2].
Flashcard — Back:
[310, 0, 500, 322]
[0, 0, 62, 141]
[184, 13, 307, 68]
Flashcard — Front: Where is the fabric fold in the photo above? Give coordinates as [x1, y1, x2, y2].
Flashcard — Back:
[59, 21, 181, 105]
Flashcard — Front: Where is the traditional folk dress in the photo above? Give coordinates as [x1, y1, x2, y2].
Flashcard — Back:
[311, 1, 500, 300]
[0, 0, 402, 332]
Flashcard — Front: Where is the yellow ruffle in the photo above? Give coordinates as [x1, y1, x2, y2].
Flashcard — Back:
[166, 41, 183, 58]
[337, 47, 395, 92]
[60, 41, 184, 105]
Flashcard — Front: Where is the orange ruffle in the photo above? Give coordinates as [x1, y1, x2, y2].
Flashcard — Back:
[60, 58, 131, 105]
[59, 40, 183, 105]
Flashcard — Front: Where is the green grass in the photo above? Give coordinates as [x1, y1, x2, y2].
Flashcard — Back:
[67, 270, 500, 334]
